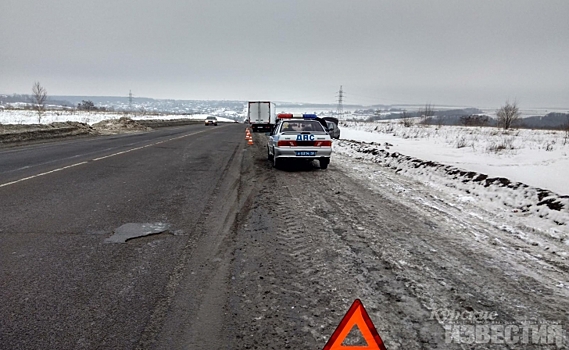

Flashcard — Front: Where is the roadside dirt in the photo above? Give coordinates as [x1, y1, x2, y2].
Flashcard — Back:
[0, 118, 207, 146]
[222, 132, 568, 349]
[92, 117, 151, 134]
[0, 121, 94, 143]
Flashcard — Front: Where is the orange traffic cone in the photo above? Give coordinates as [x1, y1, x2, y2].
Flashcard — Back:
[247, 138, 254, 145]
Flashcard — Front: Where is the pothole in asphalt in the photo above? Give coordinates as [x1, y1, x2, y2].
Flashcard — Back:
[105, 223, 171, 243]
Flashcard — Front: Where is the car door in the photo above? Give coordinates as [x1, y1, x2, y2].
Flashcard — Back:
[325, 121, 334, 137]
[268, 121, 280, 155]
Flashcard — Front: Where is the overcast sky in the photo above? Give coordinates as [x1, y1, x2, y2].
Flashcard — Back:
[1, 0, 568, 107]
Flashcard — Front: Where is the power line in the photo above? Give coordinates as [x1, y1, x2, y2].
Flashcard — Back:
[336, 85, 344, 119]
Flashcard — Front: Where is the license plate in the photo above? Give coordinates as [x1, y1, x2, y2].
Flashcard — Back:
[296, 151, 316, 156]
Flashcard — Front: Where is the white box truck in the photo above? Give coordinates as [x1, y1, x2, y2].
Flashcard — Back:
[247, 101, 276, 132]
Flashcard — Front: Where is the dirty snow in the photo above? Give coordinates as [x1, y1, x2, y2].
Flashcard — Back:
[334, 122, 569, 240]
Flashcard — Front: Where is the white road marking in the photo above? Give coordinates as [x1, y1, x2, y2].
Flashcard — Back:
[0, 162, 88, 188]
[0, 127, 216, 188]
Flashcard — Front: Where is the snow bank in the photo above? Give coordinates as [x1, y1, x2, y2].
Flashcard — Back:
[340, 122, 569, 195]
[334, 139, 569, 236]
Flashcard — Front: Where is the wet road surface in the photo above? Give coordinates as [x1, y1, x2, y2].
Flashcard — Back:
[1, 128, 567, 349]
[0, 124, 247, 349]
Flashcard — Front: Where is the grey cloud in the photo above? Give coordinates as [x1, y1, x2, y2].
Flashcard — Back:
[1, 0, 568, 107]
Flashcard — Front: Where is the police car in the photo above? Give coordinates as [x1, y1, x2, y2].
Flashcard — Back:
[267, 113, 333, 169]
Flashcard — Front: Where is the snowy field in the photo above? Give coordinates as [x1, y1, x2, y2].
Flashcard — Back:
[340, 121, 568, 195]
[0, 109, 236, 125]
[334, 121, 569, 240]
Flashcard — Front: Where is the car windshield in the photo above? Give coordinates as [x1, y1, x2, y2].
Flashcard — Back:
[279, 120, 324, 133]
[206, 117, 216, 120]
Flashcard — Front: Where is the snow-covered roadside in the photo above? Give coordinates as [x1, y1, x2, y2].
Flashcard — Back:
[340, 123, 569, 195]
[334, 125, 569, 242]
[0, 109, 236, 125]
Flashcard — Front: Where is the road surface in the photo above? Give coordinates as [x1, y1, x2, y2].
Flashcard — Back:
[1, 127, 567, 349]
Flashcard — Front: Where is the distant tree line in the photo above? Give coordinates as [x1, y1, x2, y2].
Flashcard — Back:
[77, 100, 101, 111]
[459, 114, 490, 127]
[365, 101, 569, 130]
[366, 107, 487, 126]
[0, 94, 30, 103]
[0, 93, 73, 107]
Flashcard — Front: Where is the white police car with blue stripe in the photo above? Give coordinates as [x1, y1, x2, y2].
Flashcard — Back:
[267, 114, 333, 169]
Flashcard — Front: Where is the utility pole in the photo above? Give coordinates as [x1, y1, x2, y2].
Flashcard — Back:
[336, 85, 344, 120]
[128, 90, 133, 110]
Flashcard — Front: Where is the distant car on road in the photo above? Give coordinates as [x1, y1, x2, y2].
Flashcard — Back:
[267, 114, 332, 169]
[204, 116, 218, 126]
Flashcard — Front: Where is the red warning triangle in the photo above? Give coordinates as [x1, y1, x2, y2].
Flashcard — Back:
[323, 299, 387, 350]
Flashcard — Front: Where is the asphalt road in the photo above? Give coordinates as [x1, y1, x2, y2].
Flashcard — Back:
[0, 124, 248, 349]
[2, 127, 566, 350]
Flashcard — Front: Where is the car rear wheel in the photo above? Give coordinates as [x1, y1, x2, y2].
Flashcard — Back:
[267, 146, 273, 161]
[320, 158, 330, 169]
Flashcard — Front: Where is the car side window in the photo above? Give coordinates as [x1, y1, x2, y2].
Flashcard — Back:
[271, 122, 280, 135]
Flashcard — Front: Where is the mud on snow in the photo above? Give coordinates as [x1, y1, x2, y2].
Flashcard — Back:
[225, 132, 568, 349]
